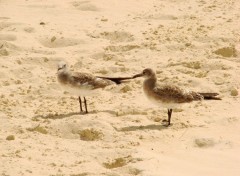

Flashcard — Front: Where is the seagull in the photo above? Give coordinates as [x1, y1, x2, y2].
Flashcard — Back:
[57, 61, 132, 113]
[133, 68, 221, 126]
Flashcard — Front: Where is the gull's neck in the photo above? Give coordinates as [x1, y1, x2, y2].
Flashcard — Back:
[143, 74, 157, 90]
[57, 69, 70, 84]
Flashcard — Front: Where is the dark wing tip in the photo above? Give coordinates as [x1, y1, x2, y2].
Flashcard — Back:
[198, 93, 222, 100]
[96, 76, 133, 84]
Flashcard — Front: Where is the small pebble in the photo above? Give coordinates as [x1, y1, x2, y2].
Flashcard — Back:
[230, 88, 238, 96]
[6, 135, 15, 141]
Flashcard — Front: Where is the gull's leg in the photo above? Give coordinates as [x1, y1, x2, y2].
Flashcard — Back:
[78, 96, 83, 113]
[167, 109, 172, 126]
[84, 97, 88, 113]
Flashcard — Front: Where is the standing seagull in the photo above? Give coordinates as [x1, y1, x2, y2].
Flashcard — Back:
[57, 61, 132, 113]
[133, 68, 221, 126]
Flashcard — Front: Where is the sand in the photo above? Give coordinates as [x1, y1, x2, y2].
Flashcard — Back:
[0, 0, 240, 175]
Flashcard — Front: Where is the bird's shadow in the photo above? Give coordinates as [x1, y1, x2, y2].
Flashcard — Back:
[33, 110, 117, 120]
[33, 112, 80, 120]
[33, 111, 169, 132]
[116, 124, 168, 132]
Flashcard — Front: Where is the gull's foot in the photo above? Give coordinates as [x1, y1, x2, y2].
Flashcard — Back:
[79, 111, 88, 115]
[163, 123, 171, 127]
[162, 120, 172, 127]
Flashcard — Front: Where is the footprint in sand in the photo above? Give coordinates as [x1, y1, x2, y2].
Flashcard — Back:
[147, 14, 178, 20]
[0, 41, 20, 56]
[0, 22, 13, 31]
[105, 44, 140, 52]
[19, 57, 62, 70]
[194, 138, 216, 148]
[23, 26, 35, 33]
[11, 68, 33, 80]
[0, 21, 22, 31]
[0, 34, 17, 41]
[38, 35, 85, 48]
[100, 31, 134, 43]
[72, 1, 99, 11]
[88, 31, 135, 43]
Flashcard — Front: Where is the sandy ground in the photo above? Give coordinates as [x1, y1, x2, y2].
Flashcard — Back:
[1, 0, 240, 175]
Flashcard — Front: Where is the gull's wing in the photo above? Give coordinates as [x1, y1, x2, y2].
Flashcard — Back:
[70, 72, 113, 89]
[153, 85, 203, 103]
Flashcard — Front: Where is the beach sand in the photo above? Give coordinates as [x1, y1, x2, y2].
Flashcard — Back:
[0, 0, 240, 175]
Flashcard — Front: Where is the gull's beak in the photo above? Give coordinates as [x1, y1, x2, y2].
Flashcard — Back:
[57, 67, 62, 71]
[132, 73, 143, 78]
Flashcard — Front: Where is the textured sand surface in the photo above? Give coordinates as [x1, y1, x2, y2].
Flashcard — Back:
[1, 0, 240, 175]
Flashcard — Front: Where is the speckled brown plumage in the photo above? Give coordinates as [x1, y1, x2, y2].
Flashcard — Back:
[58, 70, 131, 90]
[69, 72, 114, 89]
[151, 84, 203, 103]
[133, 68, 221, 126]
[57, 61, 133, 113]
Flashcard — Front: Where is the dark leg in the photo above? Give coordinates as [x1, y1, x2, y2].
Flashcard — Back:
[84, 97, 88, 113]
[167, 109, 172, 126]
[78, 96, 83, 113]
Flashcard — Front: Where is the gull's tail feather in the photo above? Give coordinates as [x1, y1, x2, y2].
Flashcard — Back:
[97, 76, 133, 84]
[199, 93, 222, 100]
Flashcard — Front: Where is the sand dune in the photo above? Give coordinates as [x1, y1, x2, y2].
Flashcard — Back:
[0, 0, 240, 175]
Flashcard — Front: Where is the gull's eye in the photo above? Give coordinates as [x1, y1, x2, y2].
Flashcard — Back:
[143, 71, 146, 74]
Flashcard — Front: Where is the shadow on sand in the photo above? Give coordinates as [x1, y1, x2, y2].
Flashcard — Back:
[116, 124, 168, 132]
[32, 110, 117, 120]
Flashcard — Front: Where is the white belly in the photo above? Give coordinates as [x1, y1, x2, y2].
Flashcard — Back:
[60, 84, 98, 96]
[147, 95, 181, 109]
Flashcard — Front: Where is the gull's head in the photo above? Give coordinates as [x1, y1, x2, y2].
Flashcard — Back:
[57, 61, 68, 72]
[133, 68, 155, 79]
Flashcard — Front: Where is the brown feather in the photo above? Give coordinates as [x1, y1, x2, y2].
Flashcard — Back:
[151, 84, 203, 103]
